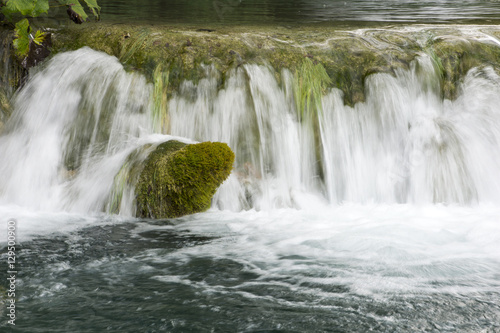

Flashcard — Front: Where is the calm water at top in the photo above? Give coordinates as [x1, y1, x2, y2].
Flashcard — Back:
[98, 0, 500, 25]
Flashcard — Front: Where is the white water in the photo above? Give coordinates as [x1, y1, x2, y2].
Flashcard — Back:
[170, 56, 500, 209]
[0, 46, 499, 327]
[140, 204, 500, 296]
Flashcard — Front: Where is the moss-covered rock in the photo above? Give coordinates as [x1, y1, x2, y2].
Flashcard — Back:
[135, 140, 234, 219]
[427, 37, 500, 100]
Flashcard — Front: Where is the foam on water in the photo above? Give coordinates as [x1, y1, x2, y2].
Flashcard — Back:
[4, 202, 498, 332]
[137, 203, 500, 296]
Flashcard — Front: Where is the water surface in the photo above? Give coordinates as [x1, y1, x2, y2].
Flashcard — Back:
[98, 0, 500, 25]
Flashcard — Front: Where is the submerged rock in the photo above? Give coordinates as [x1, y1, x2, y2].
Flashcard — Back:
[135, 140, 234, 219]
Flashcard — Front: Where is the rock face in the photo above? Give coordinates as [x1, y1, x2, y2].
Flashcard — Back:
[135, 140, 234, 219]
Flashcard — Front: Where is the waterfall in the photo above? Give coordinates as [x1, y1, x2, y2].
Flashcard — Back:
[1, 46, 500, 216]
[169, 56, 500, 209]
[0, 48, 155, 213]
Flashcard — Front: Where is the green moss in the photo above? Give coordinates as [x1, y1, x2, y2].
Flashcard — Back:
[48, 23, 422, 105]
[151, 63, 169, 133]
[427, 37, 500, 99]
[293, 58, 331, 121]
[8, 22, 500, 119]
[0, 29, 25, 101]
[0, 89, 12, 122]
[135, 140, 234, 219]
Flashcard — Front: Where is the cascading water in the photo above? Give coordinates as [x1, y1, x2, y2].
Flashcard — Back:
[169, 54, 500, 209]
[1, 32, 500, 332]
[0, 47, 188, 215]
[2, 46, 500, 214]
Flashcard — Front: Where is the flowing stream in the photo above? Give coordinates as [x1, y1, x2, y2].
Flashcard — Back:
[0, 27, 500, 331]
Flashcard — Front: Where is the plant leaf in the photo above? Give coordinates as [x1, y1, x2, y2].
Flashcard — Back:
[13, 18, 31, 57]
[31, 0, 49, 16]
[59, 0, 100, 21]
[83, 0, 100, 19]
[67, 2, 88, 23]
[2, 0, 49, 18]
[32, 29, 46, 45]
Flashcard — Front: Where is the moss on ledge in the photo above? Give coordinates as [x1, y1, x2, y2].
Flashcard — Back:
[48, 23, 500, 106]
[49, 22, 421, 106]
[2, 23, 500, 111]
[428, 37, 500, 100]
[135, 140, 234, 219]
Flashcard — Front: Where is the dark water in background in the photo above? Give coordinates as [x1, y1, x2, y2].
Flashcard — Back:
[98, 0, 500, 25]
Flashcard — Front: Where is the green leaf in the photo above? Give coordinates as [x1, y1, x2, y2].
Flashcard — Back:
[12, 19, 48, 58]
[83, 0, 100, 18]
[32, 29, 46, 45]
[58, 0, 100, 20]
[68, 2, 88, 22]
[13, 18, 31, 57]
[2, 0, 49, 18]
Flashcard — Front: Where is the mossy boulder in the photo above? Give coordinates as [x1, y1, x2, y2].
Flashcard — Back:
[135, 140, 234, 219]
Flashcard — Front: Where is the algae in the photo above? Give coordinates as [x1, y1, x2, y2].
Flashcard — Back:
[0, 29, 24, 102]
[135, 140, 234, 219]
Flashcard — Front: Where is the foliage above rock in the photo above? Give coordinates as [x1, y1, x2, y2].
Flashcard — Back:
[0, 0, 100, 22]
[1, 0, 100, 65]
[1, 0, 49, 18]
[13, 18, 50, 65]
[135, 140, 234, 219]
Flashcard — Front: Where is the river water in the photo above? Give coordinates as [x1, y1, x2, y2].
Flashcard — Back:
[99, 0, 500, 25]
[1, 2, 500, 332]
